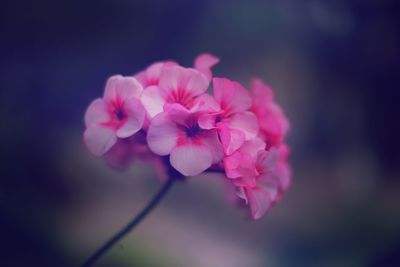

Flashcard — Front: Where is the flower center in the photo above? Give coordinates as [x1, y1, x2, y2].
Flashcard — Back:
[186, 124, 201, 137]
[114, 107, 125, 121]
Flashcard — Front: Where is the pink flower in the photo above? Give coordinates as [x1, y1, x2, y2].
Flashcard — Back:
[147, 104, 223, 176]
[199, 77, 259, 155]
[82, 53, 292, 221]
[223, 137, 289, 219]
[236, 148, 281, 220]
[251, 78, 289, 148]
[193, 53, 220, 82]
[140, 65, 209, 118]
[223, 137, 266, 181]
[84, 75, 145, 156]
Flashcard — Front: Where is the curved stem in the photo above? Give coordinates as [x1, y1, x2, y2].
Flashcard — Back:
[80, 176, 177, 267]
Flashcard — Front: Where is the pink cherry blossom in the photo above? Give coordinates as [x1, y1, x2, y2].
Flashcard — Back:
[198, 77, 259, 155]
[147, 104, 223, 176]
[251, 78, 289, 148]
[84, 75, 145, 156]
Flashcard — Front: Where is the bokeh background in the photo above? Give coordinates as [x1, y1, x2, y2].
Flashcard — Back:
[1, 1, 399, 266]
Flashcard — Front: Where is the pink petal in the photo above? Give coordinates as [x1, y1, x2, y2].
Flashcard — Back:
[277, 160, 291, 194]
[218, 124, 245, 155]
[257, 149, 279, 175]
[190, 93, 221, 113]
[135, 62, 164, 87]
[163, 103, 192, 126]
[84, 124, 117, 156]
[238, 137, 266, 160]
[170, 142, 213, 176]
[225, 111, 259, 140]
[257, 173, 279, 203]
[147, 112, 179, 155]
[135, 61, 178, 87]
[159, 66, 208, 97]
[140, 85, 166, 118]
[223, 137, 265, 179]
[104, 75, 143, 101]
[213, 77, 252, 115]
[199, 129, 224, 163]
[116, 98, 145, 138]
[224, 151, 243, 178]
[185, 68, 209, 97]
[84, 98, 109, 127]
[245, 186, 273, 220]
[235, 187, 248, 203]
[193, 53, 220, 82]
[198, 113, 217, 130]
[251, 78, 274, 107]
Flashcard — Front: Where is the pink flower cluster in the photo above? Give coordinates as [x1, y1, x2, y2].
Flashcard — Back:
[83, 53, 291, 219]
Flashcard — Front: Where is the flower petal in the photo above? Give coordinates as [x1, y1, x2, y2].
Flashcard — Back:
[116, 98, 145, 138]
[218, 123, 245, 155]
[191, 93, 221, 113]
[200, 129, 224, 163]
[170, 142, 213, 176]
[213, 77, 252, 115]
[245, 186, 274, 220]
[84, 98, 109, 127]
[147, 112, 179, 155]
[159, 66, 208, 97]
[140, 85, 166, 118]
[84, 125, 117, 156]
[104, 75, 143, 101]
[198, 113, 217, 130]
[194, 53, 220, 82]
[226, 111, 259, 140]
[135, 61, 178, 87]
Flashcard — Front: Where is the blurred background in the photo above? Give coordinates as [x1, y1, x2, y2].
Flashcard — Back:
[1, 0, 399, 266]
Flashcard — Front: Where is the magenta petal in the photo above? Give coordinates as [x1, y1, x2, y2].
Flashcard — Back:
[257, 174, 279, 202]
[213, 77, 252, 114]
[224, 151, 243, 178]
[84, 98, 109, 127]
[140, 85, 166, 118]
[257, 149, 279, 174]
[159, 66, 208, 97]
[147, 112, 179, 155]
[164, 103, 192, 126]
[226, 111, 259, 140]
[194, 53, 220, 82]
[191, 93, 221, 113]
[135, 61, 178, 87]
[170, 143, 213, 176]
[200, 129, 224, 163]
[116, 98, 145, 138]
[235, 187, 248, 204]
[245, 187, 273, 220]
[84, 125, 117, 156]
[239, 137, 266, 159]
[198, 113, 217, 130]
[219, 124, 245, 155]
[104, 75, 143, 101]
